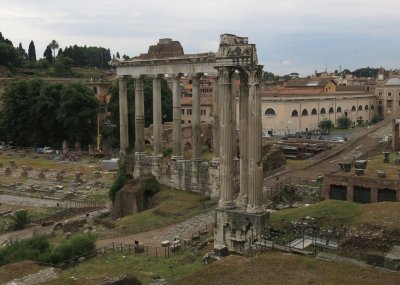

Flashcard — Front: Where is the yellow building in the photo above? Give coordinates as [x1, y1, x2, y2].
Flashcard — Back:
[375, 75, 400, 117]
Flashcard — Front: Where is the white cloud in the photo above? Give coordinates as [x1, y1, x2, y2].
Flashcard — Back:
[1, 0, 400, 75]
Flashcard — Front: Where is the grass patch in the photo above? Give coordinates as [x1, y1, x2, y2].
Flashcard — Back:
[175, 252, 400, 285]
[270, 200, 362, 229]
[42, 251, 204, 285]
[355, 202, 400, 230]
[108, 188, 215, 237]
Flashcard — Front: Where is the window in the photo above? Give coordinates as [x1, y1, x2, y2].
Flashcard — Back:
[201, 109, 206, 116]
[188, 120, 191, 123]
[291, 110, 298, 117]
[187, 109, 192, 115]
[265, 108, 276, 116]
[388, 92, 392, 96]
[371, 104, 375, 110]
[351, 106, 356, 111]
[329, 107, 334, 114]
[181, 109, 185, 115]
[358, 105, 362, 111]
[378, 101, 382, 105]
[337, 106, 342, 113]
[365, 105, 369, 110]
[320, 108, 326, 114]
[181, 120, 185, 124]
[302, 109, 308, 116]
[379, 92, 383, 96]
[311, 108, 317, 115]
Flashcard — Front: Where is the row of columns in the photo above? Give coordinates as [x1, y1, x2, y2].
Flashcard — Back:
[217, 66, 263, 213]
[118, 74, 215, 162]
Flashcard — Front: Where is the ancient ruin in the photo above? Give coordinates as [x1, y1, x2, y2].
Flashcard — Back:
[111, 34, 269, 253]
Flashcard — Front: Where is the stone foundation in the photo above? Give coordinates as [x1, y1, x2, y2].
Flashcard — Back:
[214, 208, 269, 254]
[130, 155, 239, 199]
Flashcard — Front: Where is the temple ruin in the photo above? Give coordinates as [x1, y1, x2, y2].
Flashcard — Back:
[111, 34, 269, 253]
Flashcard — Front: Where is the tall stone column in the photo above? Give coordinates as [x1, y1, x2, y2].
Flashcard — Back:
[153, 75, 163, 156]
[247, 66, 263, 213]
[119, 76, 129, 152]
[212, 77, 220, 160]
[217, 67, 235, 209]
[172, 74, 183, 160]
[134, 76, 145, 154]
[392, 120, 399, 151]
[237, 72, 249, 209]
[192, 74, 202, 161]
[232, 80, 238, 159]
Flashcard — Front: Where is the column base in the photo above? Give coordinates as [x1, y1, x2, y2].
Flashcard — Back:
[235, 194, 248, 210]
[152, 153, 163, 158]
[246, 204, 265, 214]
[171, 155, 183, 161]
[134, 152, 146, 156]
[214, 208, 269, 254]
[191, 157, 202, 162]
[218, 200, 236, 210]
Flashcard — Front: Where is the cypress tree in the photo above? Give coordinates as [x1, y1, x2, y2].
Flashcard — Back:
[28, 40, 36, 62]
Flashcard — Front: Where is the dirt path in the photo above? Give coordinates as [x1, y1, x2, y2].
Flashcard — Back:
[97, 211, 214, 248]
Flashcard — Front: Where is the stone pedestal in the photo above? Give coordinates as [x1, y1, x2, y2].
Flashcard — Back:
[214, 208, 269, 254]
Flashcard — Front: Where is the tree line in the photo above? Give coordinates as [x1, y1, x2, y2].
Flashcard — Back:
[0, 79, 98, 148]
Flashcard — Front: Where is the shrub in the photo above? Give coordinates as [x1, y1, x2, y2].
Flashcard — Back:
[109, 160, 127, 203]
[318, 119, 333, 133]
[39, 233, 96, 265]
[371, 114, 383, 124]
[10, 210, 32, 230]
[337, 116, 352, 129]
[0, 235, 50, 265]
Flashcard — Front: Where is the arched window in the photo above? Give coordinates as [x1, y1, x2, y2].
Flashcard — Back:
[93, 87, 98, 94]
[337, 106, 342, 113]
[320, 108, 326, 114]
[365, 105, 369, 110]
[302, 109, 308, 116]
[371, 104, 375, 110]
[329, 107, 334, 113]
[291, 110, 299, 117]
[311, 108, 317, 115]
[351, 105, 356, 111]
[265, 108, 276, 116]
[358, 105, 362, 111]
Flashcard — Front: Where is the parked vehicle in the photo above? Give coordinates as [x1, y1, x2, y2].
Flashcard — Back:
[332, 136, 345, 143]
[36, 146, 54, 154]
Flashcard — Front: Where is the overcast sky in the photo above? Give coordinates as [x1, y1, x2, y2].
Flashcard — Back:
[1, 0, 399, 76]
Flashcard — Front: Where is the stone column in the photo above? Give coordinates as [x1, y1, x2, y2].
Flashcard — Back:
[134, 76, 145, 154]
[172, 74, 183, 160]
[153, 75, 163, 156]
[192, 74, 202, 161]
[247, 66, 263, 213]
[237, 71, 249, 209]
[217, 67, 235, 209]
[392, 120, 399, 151]
[232, 80, 238, 159]
[212, 77, 220, 160]
[119, 76, 129, 151]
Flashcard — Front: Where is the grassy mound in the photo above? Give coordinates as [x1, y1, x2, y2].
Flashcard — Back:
[106, 187, 216, 237]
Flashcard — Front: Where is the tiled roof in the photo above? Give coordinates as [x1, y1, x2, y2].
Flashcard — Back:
[181, 95, 213, 106]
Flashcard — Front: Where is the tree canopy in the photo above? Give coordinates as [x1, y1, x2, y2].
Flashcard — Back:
[0, 79, 98, 148]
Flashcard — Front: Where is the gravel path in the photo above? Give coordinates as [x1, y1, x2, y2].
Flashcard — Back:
[6, 268, 58, 285]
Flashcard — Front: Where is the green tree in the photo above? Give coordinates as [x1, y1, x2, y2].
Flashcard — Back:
[337, 116, 352, 129]
[57, 82, 98, 146]
[318, 119, 334, 133]
[262, 71, 275, 81]
[49, 40, 59, 63]
[43, 45, 53, 63]
[53, 56, 73, 76]
[0, 79, 44, 146]
[28, 40, 36, 62]
[10, 210, 32, 230]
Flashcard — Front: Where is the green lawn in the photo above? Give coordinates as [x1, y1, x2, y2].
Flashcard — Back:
[102, 188, 216, 237]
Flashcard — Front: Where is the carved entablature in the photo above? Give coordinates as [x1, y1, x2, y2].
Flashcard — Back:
[216, 34, 258, 67]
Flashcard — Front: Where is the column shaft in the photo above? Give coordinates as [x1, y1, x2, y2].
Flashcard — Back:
[212, 78, 220, 159]
[218, 67, 235, 208]
[134, 77, 145, 153]
[238, 73, 249, 207]
[153, 76, 162, 156]
[119, 77, 129, 151]
[192, 75, 201, 161]
[172, 75, 182, 159]
[247, 67, 263, 213]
